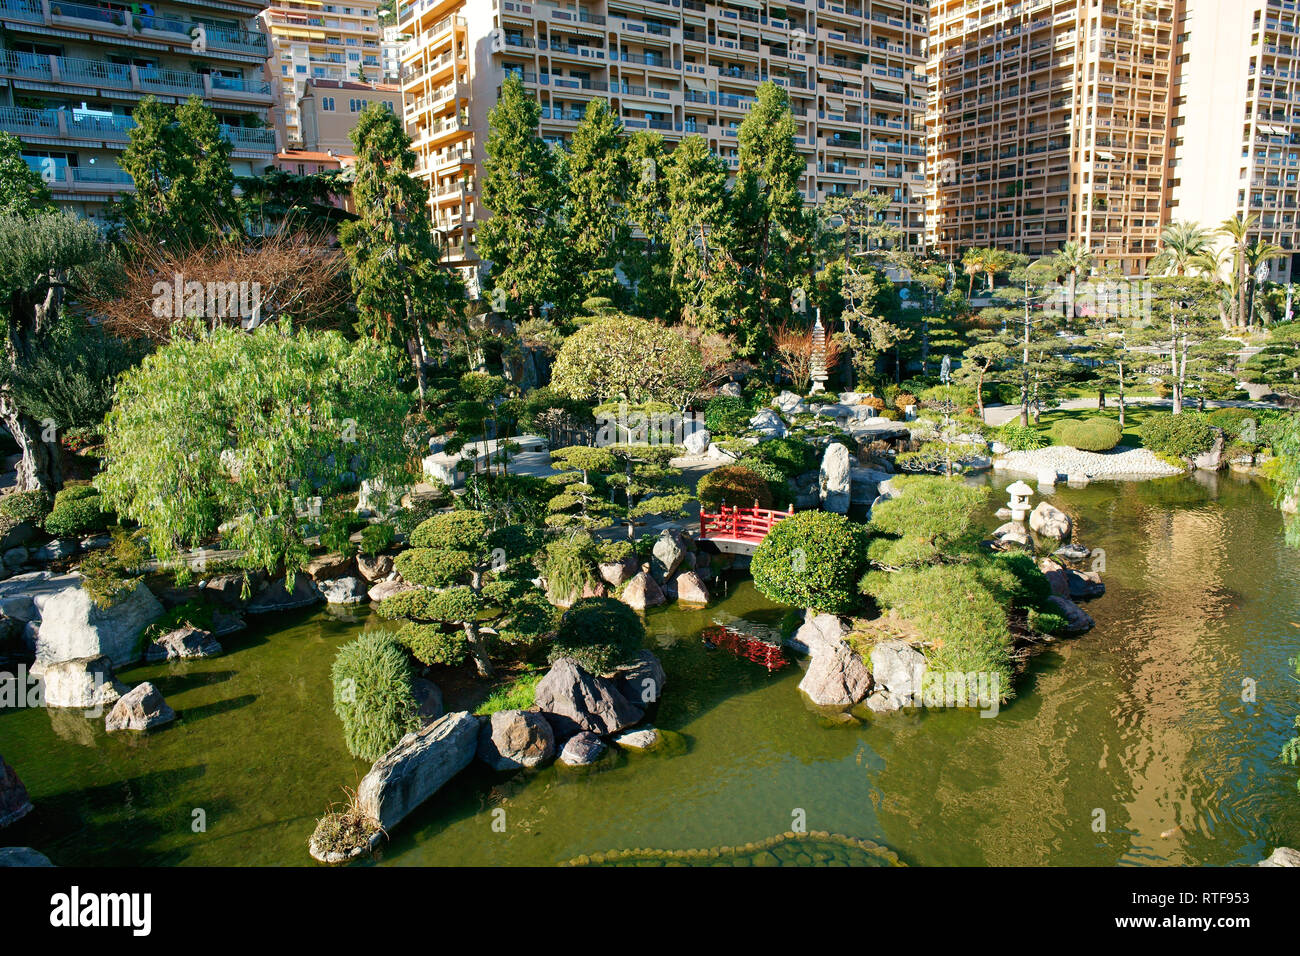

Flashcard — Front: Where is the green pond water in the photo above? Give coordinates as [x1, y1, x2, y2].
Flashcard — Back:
[3, 470, 1300, 866]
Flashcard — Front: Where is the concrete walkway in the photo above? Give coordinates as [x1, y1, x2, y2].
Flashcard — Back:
[981, 396, 1286, 428]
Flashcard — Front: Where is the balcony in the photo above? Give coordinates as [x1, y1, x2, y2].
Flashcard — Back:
[0, 106, 276, 151]
[0, 51, 271, 101]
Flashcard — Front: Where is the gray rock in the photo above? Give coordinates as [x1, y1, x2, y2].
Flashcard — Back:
[787, 610, 847, 656]
[0, 752, 33, 828]
[1258, 846, 1300, 867]
[650, 530, 686, 583]
[413, 678, 444, 724]
[868, 639, 927, 703]
[105, 681, 176, 733]
[772, 391, 808, 415]
[0, 520, 34, 552]
[819, 442, 852, 514]
[38, 655, 126, 709]
[319, 575, 368, 605]
[1039, 558, 1070, 598]
[30, 540, 77, 563]
[613, 726, 661, 751]
[3, 547, 28, 569]
[1029, 501, 1072, 541]
[1066, 569, 1105, 600]
[1047, 595, 1095, 633]
[749, 408, 789, 438]
[683, 428, 712, 456]
[477, 709, 555, 771]
[558, 731, 607, 766]
[36, 581, 163, 669]
[368, 578, 413, 603]
[598, 554, 639, 588]
[1193, 429, 1225, 471]
[799, 642, 873, 707]
[247, 575, 322, 614]
[144, 626, 222, 662]
[0, 847, 53, 866]
[865, 689, 906, 713]
[533, 657, 643, 738]
[1054, 544, 1091, 561]
[356, 553, 394, 583]
[719, 382, 743, 398]
[305, 552, 357, 582]
[620, 571, 665, 610]
[1036, 467, 1059, 487]
[616, 649, 667, 706]
[202, 573, 256, 608]
[356, 711, 480, 831]
[672, 570, 710, 605]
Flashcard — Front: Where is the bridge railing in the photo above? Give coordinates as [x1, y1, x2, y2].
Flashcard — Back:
[699, 503, 795, 543]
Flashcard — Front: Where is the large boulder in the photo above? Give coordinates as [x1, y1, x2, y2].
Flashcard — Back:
[868, 640, 927, 705]
[105, 682, 176, 733]
[620, 571, 665, 611]
[558, 731, 607, 767]
[144, 626, 222, 662]
[1258, 846, 1300, 867]
[0, 753, 32, 828]
[787, 610, 847, 656]
[318, 576, 369, 606]
[533, 657, 644, 739]
[671, 570, 710, 605]
[1038, 558, 1071, 598]
[38, 655, 127, 709]
[35, 580, 163, 668]
[819, 443, 852, 514]
[247, 575, 322, 614]
[477, 709, 555, 771]
[749, 408, 788, 439]
[598, 554, 639, 588]
[772, 391, 807, 415]
[305, 553, 356, 582]
[356, 711, 480, 832]
[356, 553, 394, 583]
[650, 530, 686, 583]
[367, 578, 413, 603]
[1047, 595, 1095, 633]
[1029, 501, 1072, 541]
[683, 428, 711, 456]
[616, 650, 666, 706]
[613, 726, 661, 751]
[798, 642, 872, 707]
[1193, 429, 1226, 471]
[1066, 569, 1105, 600]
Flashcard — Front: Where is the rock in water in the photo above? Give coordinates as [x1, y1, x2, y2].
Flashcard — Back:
[559, 731, 607, 766]
[38, 655, 127, 709]
[613, 726, 661, 751]
[620, 571, 665, 610]
[533, 657, 643, 738]
[1047, 595, 1095, 633]
[0, 753, 33, 828]
[868, 640, 927, 704]
[1258, 846, 1300, 867]
[0, 847, 53, 866]
[819, 443, 852, 514]
[105, 682, 176, 733]
[319, 576, 370, 605]
[1066, 569, 1105, 599]
[356, 711, 480, 832]
[798, 643, 872, 707]
[1038, 558, 1071, 598]
[247, 575, 323, 614]
[672, 570, 710, 605]
[35, 580, 163, 668]
[650, 530, 686, 583]
[616, 650, 667, 707]
[1029, 501, 1072, 541]
[477, 709, 555, 771]
[145, 626, 222, 662]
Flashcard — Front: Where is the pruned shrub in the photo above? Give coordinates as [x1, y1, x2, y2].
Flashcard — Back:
[44, 488, 112, 538]
[697, 464, 774, 511]
[1138, 412, 1216, 459]
[997, 423, 1049, 451]
[0, 490, 51, 526]
[751, 510, 870, 613]
[704, 395, 750, 436]
[867, 475, 990, 567]
[330, 632, 422, 760]
[1050, 416, 1122, 452]
[745, 435, 819, 478]
[358, 522, 395, 556]
[550, 597, 644, 675]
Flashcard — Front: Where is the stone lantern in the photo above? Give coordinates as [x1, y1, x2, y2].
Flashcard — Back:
[1006, 480, 1034, 522]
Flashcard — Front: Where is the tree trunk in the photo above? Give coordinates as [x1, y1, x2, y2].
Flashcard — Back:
[463, 621, 494, 678]
[0, 398, 61, 494]
[1117, 361, 1126, 430]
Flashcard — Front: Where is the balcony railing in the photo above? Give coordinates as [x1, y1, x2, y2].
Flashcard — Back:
[0, 51, 271, 99]
[3, 1, 269, 57]
[0, 106, 276, 150]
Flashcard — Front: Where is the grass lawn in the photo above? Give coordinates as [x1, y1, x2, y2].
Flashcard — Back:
[1029, 404, 1162, 448]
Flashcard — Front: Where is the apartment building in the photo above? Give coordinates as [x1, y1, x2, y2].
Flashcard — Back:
[1169, 0, 1300, 283]
[297, 78, 402, 153]
[926, 0, 1177, 275]
[0, 0, 276, 218]
[397, 0, 930, 270]
[262, 0, 384, 147]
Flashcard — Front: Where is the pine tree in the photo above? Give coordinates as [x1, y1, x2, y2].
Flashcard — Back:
[339, 103, 460, 407]
[478, 74, 570, 321]
[566, 98, 631, 304]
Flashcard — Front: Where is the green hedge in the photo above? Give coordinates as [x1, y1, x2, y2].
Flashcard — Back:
[1138, 412, 1216, 458]
[1050, 417, 1122, 452]
[997, 423, 1048, 451]
[751, 510, 870, 613]
[551, 597, 645, 675]
[0, 490, 51, 525]
[704, 395, 750, 436]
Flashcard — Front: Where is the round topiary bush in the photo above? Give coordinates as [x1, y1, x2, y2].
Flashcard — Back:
[751, 510, 870, 613]
[330, 632, 422, 760]
[551, 597, 645, 675]
[1139, 411, 1216, 459]
[697, 464, 774, 511]
[0, 489, 51, 525]
[1050, 416, 1122, 452]
[43, 491, 112, 538]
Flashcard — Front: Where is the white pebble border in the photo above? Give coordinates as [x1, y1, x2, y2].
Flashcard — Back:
[994, 445, 1184, 481]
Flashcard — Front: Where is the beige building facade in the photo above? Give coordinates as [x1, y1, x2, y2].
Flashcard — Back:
[296, 77, 402, 152]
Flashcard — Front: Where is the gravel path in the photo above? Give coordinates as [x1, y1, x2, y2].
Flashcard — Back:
[994, 445, 1184, 480]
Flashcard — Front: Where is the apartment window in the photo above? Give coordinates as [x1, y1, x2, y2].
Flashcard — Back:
[322, 97, 335, 111]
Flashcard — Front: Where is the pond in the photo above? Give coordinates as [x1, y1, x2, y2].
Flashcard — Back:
[3, 470, 1299, 866]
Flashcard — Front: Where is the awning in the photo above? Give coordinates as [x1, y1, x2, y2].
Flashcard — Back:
[870, 78, 905, 96]
[685, 78, 709, 91]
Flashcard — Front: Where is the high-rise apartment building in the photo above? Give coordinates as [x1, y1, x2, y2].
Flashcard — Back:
[0, 0, 277, 218]
[262, 1, 384, 147]
[926, 0, 1177, 274]
[1169, 0, 1300, 283]
[397, 0, 930, 270]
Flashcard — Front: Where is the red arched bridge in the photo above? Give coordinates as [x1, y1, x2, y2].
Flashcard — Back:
[698, 503, 795, 554]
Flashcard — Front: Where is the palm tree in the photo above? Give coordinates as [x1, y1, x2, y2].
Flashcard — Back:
[1218, 213, 1260, 328]
[1150, 220, 1213, 276]
[961, 248, 988, 297]
[1052, 241, 1094, 319]
[1191, 246, 1234, 330]
[1245, 238, 1286, 330]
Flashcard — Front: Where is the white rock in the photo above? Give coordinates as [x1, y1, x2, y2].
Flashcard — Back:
[819, 443, 852, 514]
[35, 581, 163, 668]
